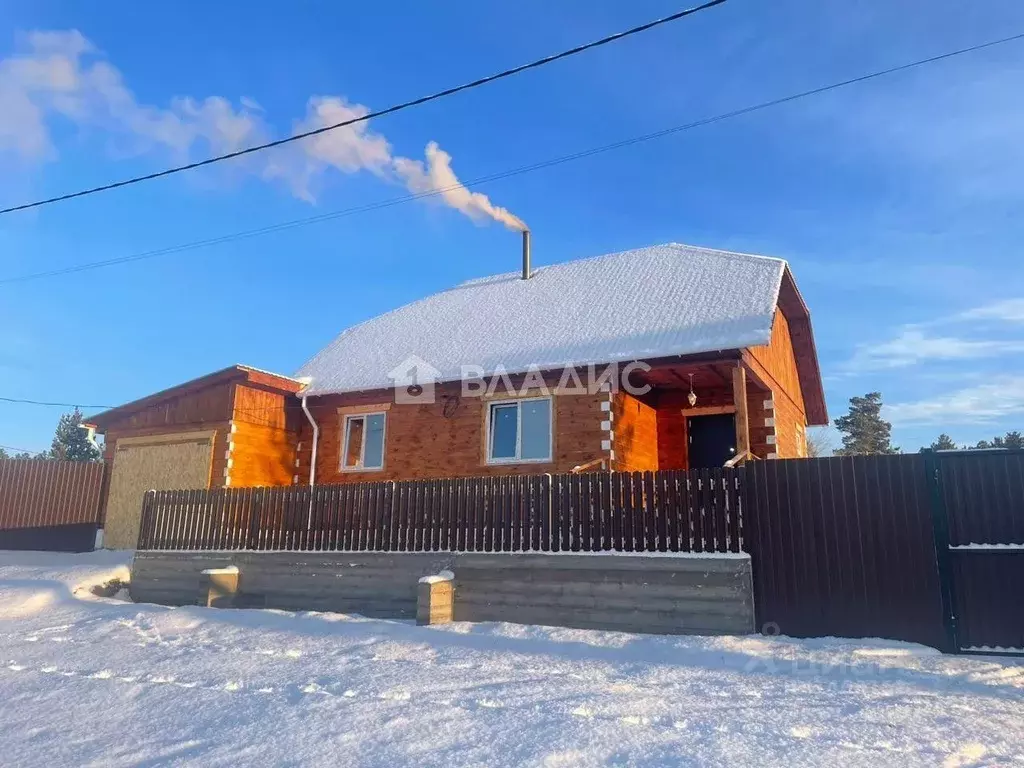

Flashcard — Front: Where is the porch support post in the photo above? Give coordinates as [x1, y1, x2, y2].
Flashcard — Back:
[732, 364, 750, 458]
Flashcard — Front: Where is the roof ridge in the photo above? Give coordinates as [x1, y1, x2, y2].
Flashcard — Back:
[662, 242, 789, 266]
[454, 241, 787, 289]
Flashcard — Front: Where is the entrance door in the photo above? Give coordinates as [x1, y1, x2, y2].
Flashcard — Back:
[687, 414, 736, 469]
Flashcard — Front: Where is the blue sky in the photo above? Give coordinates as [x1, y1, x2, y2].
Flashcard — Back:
[2, 0, 1024, 453]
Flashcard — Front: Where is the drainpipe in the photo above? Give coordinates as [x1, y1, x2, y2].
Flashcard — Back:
[300, 394, 319, 529]
[300, 394, 318, 488]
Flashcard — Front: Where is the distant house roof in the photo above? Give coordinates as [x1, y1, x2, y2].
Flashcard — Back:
[297, 243, 826, 414]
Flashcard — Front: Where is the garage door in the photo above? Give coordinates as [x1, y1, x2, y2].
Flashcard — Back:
[104, 432, 214, 549]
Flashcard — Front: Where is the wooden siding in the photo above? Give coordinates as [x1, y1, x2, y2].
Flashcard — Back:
[96, 378, 300, 495]
[656, 406, 687, 470]
[96, 377, 237, 487]
[745, 309, 809, 459]
[612, 392, 659, 472]
[99, 381, 235, 432]
[228, 382, 299, 487]
[229, 421, 297, 487]
[297, 376, 606, 483]
[747, 310, 806, 415]
[232, 382, 300, 431]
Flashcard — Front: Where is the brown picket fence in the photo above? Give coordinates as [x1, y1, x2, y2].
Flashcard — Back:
[137, 469, 744, 554]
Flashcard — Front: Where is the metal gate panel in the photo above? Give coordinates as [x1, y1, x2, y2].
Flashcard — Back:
[928, 449, 1024, 655]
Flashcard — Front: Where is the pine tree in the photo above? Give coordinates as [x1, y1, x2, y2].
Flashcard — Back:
[834, 392, 898, 455]
[930, 434, 957, 451]
[0, 447, 39, 460]
[974, 431, 1022, 450]
[48, 408, 101, 462]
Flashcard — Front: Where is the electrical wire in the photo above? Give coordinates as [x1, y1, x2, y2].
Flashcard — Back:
[2, 30, 1021, 286]
[0, 0, 727, 215]
[0, 396, 114, 409]
[0, 443, 41, 455]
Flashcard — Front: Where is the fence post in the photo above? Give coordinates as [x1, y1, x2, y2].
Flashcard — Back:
[922, 449, 959, 654]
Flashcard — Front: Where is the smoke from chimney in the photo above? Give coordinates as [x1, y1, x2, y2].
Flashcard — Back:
[393, 142, 527, 232]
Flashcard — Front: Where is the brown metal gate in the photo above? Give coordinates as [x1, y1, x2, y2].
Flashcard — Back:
[928, 449, 1024, 655]
[742, 454, 948, 650]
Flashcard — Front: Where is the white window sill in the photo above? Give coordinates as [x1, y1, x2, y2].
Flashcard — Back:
[485, 457, 553, 466]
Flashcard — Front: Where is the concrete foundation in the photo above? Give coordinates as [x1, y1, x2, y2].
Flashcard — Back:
[131, 550, 754, 636]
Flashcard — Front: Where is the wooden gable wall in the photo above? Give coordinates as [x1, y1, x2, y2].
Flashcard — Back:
[744, 309, 809, 458]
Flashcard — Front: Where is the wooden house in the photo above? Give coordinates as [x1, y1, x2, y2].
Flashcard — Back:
[88, 242, 826, 547]
[292, 243, 826, 484]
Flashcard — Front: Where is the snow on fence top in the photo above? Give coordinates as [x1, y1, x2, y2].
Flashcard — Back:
[296, 243, 787, 396]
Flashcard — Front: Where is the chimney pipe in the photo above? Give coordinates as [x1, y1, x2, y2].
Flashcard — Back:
[522, 229, 532, 280]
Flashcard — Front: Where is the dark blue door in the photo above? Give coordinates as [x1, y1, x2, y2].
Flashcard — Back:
[688, 414, 737, 468]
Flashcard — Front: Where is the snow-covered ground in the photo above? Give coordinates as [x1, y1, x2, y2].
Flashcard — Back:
[1, 552, 1022, 767]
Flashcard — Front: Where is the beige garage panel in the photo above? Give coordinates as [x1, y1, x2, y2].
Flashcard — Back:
[104, 432, 214, 549]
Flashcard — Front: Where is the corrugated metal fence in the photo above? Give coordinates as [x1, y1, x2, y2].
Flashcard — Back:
[742, 454, 947, 650]
[743, 451, 1023, 653]
[138, 469, 744, 554]
[933, 450, 1024, 653]
[0, 458, 106, 552]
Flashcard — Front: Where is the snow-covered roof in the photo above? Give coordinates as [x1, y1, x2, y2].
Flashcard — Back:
[296, 243, 788, 396]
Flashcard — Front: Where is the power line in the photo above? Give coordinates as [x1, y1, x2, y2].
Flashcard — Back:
[2, 30, 1021, 286]
[0, 394, 348, 423]
[0, 396, 114, 409]
[0, 1, 727, 216]
[0, 443, 41, 455]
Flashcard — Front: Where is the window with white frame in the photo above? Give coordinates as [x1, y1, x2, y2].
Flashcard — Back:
[487, 397, 552, 464]
[341, 412, 386, 470]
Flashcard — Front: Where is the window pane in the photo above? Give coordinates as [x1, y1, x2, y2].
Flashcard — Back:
[520, 399, 551, 460]
[490, 404, 518, 460]
[344, 417, 364, 468]
[364, 413, 386, 469]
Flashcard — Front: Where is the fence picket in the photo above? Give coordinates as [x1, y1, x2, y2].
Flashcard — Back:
[394, 481, 408, 552]
[131, 467, 756, 557]
[696, 469, 711, 553]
